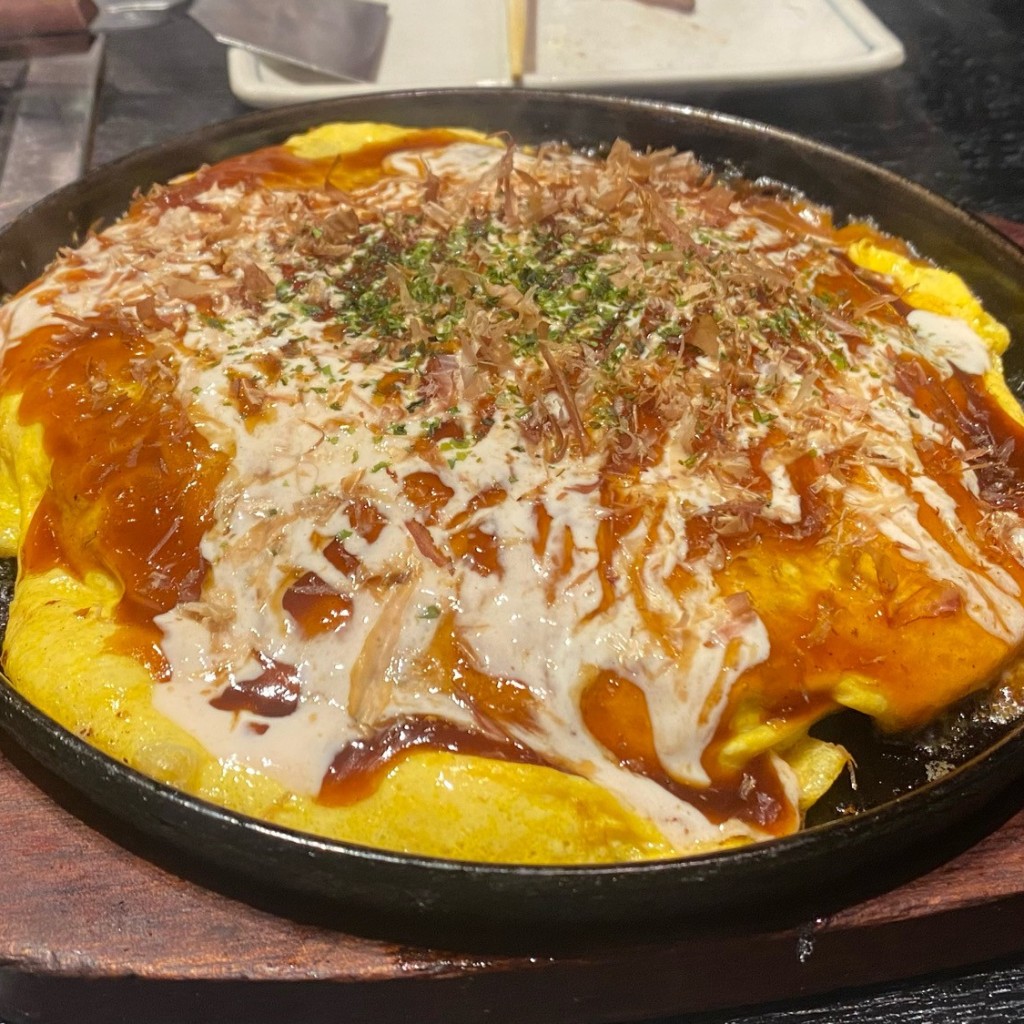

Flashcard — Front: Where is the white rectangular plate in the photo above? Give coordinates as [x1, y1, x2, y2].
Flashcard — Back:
[227, 0, 904, 109]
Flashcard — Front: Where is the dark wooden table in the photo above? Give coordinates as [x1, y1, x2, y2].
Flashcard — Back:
[3, 2, 1024, 1021]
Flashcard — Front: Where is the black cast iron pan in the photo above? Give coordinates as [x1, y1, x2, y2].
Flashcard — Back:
[2, 90, 1024, 933]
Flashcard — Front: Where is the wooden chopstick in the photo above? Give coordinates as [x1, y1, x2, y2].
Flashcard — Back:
[506, 0, 528, 86]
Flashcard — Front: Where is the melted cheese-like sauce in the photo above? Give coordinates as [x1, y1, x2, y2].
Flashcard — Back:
[3, 130, 1024, 855]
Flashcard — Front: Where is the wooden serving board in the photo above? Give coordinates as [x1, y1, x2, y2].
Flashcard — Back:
[5, 722, 1024, 1024]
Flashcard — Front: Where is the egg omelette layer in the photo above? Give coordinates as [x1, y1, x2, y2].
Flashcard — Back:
[1, 122, 1024, 864]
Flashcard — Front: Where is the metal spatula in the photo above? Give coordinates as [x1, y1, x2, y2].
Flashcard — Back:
[188, 0, 389, 82]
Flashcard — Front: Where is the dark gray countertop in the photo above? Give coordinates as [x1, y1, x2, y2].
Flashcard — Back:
[2, 2, 1024, 1021]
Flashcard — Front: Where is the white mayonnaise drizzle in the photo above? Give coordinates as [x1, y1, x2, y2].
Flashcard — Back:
[908, 309, 992, 377]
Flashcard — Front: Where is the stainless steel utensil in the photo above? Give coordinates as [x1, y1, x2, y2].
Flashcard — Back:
[0, 35, 105, 228]
[90, 0, 190, 32]
[188, 0, 389, 82]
